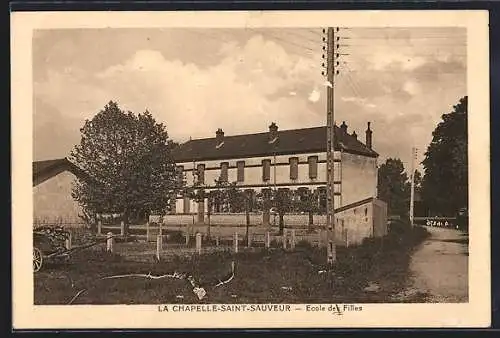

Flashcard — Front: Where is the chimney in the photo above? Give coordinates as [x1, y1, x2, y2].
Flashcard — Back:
[352, 131, 357, 139]
[215, 128, 224, 148]
[268, 122, 278, 144]
[365, 122, 373, 149]
[340, 121, 348, 134]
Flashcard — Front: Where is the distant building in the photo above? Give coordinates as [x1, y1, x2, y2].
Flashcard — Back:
[33, 158, 91, 224]
[172, 121, 387, 245]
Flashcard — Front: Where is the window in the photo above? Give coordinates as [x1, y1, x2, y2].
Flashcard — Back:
[289, 157, 299, 180]
[308, 156, 318, 179]
[176, 165, 184, 186]
[262, 159, 271, 182]
[196, 164, 205, 184]
[183, 195, 190, 214]
[220, 162, 229, 182]
[236, 161, 245, 182]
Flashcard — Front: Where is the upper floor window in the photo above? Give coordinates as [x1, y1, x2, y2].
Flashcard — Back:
[196, 163, 205, 185]
[308, 156, 318, 180]
[176, 165, 184, 186]
[262, 159, 271, 182]
[236, 160, 245, 183]
[289, 157, 299, 180]
[220, 162, 229, 182]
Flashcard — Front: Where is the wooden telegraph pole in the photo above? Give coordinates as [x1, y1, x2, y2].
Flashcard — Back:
[325, 27, 337, 265]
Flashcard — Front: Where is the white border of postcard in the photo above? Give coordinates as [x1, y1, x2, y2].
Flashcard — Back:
[11, 10, 490, 329]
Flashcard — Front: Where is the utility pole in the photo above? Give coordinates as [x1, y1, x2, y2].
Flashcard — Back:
[409, 147, 417, 227]
[325, 27, 336, 265]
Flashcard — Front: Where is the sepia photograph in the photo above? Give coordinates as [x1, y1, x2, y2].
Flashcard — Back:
[12, 10, 490, 329]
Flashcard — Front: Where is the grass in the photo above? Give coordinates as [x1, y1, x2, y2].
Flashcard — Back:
[34, 225, 430, 305]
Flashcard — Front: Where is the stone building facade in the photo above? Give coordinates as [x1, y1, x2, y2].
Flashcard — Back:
[32, 158, 91, 224]
[171, 121, 387, 241]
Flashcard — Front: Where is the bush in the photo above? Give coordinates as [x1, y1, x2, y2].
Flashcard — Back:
[388, 219, 412, 236]
[164, 230, 185, 243]
[296, 239, 314, 249]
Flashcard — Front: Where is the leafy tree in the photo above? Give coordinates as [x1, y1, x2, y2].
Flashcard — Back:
[413, 169, 423, 194]
[274, 188, 294, 235]
[295, 187, 319, 228]
[421, 96, 468, 216]
[70, 101, 181, 235]
[377, 158, 410, 217]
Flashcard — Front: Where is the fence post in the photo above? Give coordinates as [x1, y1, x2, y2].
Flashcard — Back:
[156, 235, 162, 262]
[196, 232, 202, 255]
[106, 232, 114, 253]
[120, 221, 125, 236]
[185, 232, 190, 246]
[97, 220, 102, 235]
[247, 229, 252, 248]
[146, 221, 150, 242]
[233, 232, 239, 253]
[290, 229, 296, 251]
[265, 231, 271, 249]
[282, 230, 288, 250]
[216, 234, 220, 247]
[65, 232, 72, 250]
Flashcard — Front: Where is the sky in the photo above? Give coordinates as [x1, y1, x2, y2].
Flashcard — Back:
[33, 27, 466, 172]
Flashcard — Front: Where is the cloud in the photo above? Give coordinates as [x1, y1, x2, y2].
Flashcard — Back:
[340, 96, 377, 109]
[403, 80, 421, 96]
[35, 35, 326, 146]
[370, 52, 428, 72]
[33, 28, 467, 171]
[308, 89, 321, 103]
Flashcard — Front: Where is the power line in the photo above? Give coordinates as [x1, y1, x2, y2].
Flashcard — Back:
[245, 28, 319, 55]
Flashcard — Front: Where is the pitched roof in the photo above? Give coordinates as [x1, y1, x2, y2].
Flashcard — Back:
[172, 125, 378, 162]
[33, 158, 93, 187]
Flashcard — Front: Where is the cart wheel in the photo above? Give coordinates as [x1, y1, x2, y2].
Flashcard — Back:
[33, 247, 43, 272]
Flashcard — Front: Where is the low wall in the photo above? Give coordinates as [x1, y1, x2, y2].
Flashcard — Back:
[151, 198, 387, 246]
[154, 213, 328, 227]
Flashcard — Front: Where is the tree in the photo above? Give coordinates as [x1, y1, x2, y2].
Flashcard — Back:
[70, 101, 181, 235]
[295, 187, 318, 229]
[377, 158, 410, 217]
[421, 96, 468, 216]
[413, 169, 423, 194]
[274, 188, 294, 235]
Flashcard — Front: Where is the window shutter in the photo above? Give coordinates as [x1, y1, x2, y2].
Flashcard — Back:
[197, 164, 205, 184]
[176, 165, 184, 187]
[289, 157, 299, 180]
[237, 161, 245, 182]
[220, 162, 228, 182]
[262, 159, 271, 182]
[308, 156, 318, 179]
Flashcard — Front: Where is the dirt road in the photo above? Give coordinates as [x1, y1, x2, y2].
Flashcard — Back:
[399, 226, 469, 303]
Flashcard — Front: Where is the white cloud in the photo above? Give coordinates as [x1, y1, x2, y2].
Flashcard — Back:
[403, 80, 421, 96]
[33, 28, 467, 167]
[36, 36, 326, 142]
[341, 96, 358, 102]
[370, 51, 427, 72]
[340, 96, 376, 109]
[308, 89, 320, 103]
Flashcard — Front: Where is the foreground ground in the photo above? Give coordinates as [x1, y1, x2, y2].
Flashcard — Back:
[35, 226, 430, 305]
[400, 226, 468, 302]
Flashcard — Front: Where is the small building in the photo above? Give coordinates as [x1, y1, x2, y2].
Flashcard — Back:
[33, 158, 91, 225]
[171, 121, 388, 245]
